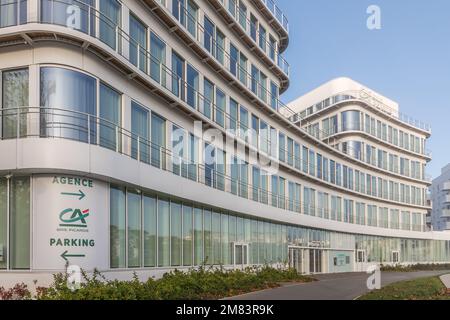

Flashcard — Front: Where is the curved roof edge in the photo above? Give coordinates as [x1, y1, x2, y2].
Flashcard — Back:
[287, 77, 399, 114]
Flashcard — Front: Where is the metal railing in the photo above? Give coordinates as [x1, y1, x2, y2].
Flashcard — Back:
[259, 0, 289, 33]
[213, 0, 290, 75]
[317, 121, 431, 158]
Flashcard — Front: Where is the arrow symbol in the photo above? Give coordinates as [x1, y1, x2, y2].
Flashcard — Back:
[61, 190, 86, 200]
[61, 251, 86, 261]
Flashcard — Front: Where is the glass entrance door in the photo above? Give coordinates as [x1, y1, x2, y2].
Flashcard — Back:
[355, 250, 366, 272]
[309, 249, 323, 274]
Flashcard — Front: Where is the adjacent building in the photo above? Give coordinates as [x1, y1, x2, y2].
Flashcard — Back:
[0, 0, 449, 285]
[430, 164, 450, 231]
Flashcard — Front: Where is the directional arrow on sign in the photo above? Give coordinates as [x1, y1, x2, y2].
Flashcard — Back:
[61, 190, 86, 200]
[61, 250, 86, 261]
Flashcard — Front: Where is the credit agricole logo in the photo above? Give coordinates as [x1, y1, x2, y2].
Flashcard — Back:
[59, 208, 90, 228]
[53, 176, 94, 233]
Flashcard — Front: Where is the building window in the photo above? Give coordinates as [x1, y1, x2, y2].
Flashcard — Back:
[127, 191, 142, 268]
[0, 177, 30, 270]
[186, 0, 198, 38]
[131, 101, 149, 162]
[99, 83, 121, 151]
[151, 113, 166, 168]
[171, 51, 185, 100]
[2, 68, 29, 139]
[158, 198, 170, 267]
[0, 178, 6, 270]
[150, 32, 166, 84]
[99, 0, 121, 50]
[187, 64, 199, 109]
[341, 110, 361, 131]
[40, 67, 97, 143]
[143, 195, 157, 267]
[171, 202, 182, 266]
[110, 185, 126, 268]
[129, 13, 148, 73]
[41, 0, 93, 33]
[1, 0, 27, 27]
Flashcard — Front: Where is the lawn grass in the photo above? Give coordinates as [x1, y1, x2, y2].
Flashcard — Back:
[359, 276, 450, 300]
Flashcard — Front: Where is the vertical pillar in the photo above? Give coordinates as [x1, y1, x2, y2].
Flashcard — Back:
[28, 0, 39, 23]
[121, 6, 130, 60]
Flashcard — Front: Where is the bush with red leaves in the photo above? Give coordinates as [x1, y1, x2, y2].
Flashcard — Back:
[0, 283, 31, 300]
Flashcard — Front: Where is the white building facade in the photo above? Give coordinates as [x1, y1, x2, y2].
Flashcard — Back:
[430, 164, 450, 231]
[0, 0, 449, 284]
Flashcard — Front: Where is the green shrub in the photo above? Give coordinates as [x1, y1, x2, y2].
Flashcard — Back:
[35, 266, 314, 300]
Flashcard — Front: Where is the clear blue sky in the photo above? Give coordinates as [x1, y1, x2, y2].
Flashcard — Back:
[278, 0, 450, 179]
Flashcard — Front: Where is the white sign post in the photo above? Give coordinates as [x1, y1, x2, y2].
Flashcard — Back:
[32, 175, 109, 271]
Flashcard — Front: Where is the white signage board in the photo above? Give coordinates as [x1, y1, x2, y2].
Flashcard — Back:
[33, 175, 109, 271]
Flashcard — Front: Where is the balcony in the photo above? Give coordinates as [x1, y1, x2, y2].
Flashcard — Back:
[444, 181, 450, 191]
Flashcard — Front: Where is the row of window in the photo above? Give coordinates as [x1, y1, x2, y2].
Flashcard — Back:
[110, 185, 288, 268]
[340, 140, 426, 181]
[130, 5, 279, 110]
[294, 93, 431, 134]
[172, 0, 289, 74]
[312, 110, 428, 156]
[40, 0, 285, 116]
[109, 186, 433, 270]
[216, 0, 290, 74]
[0, 66, 427, 232]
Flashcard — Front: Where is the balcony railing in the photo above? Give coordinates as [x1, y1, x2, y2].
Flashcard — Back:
[0, 106, 427, 233]
[259, 0, 289, 33]
[318, 122, 431, 159]
[212, 0, 290, 75]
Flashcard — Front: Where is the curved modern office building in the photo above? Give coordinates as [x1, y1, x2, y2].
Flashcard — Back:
[0, 0, 449, 283]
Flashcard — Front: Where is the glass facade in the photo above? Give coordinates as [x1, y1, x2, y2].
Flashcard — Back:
[108, 185, 450, 271]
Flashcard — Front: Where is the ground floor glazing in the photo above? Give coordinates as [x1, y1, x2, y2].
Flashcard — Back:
[0, 175, 449, 274]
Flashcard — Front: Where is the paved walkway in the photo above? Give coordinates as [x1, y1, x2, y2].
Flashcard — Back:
[227, 271, 450, 300]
